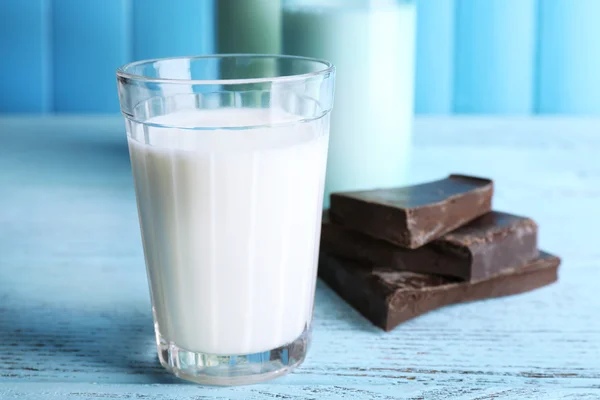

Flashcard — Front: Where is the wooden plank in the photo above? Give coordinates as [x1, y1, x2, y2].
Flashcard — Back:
[1, 382, 599, 399]
[51, 0, 131, 113]
[453, 0, 537, 114]
[132, 0, 215, 60]
[415, 0, 454, 114]
[0, 0, 51, 113]
[536, 0, 600, 114]
[0, 117, 599, 398]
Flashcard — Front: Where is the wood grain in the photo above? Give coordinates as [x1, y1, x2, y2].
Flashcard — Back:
[0, 116, 599, 399]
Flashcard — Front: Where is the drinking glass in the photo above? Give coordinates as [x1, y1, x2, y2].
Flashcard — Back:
[116, 55, 335, 385]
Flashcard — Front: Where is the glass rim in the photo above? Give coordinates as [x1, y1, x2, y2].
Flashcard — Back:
[116, 54, 335, 85]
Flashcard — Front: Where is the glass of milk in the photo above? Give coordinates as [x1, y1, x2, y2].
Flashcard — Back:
[116, 55, 335, 385]
[283, 0, 416, 207]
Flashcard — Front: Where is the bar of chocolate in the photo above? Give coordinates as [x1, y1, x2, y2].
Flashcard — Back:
[318, 251, 560, 331]
[322, 211, 539, 281]
[329, 174, 493, 249]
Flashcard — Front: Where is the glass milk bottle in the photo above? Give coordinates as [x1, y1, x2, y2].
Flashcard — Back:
[283, 0, 416, 207]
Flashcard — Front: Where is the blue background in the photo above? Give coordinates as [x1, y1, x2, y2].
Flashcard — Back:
[0, 0, 599, 115]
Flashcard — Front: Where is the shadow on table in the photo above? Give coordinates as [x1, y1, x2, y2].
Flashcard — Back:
[1, 127, 132, 187]
[1, 283, 379, 383]
[314, 280, 381, 334]
[39, 133, 132, 176]
[0, 302, 182, 384]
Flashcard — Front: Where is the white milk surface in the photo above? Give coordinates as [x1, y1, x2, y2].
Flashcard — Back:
[127, 108, 328, 355]
[283, 3, 416, 207]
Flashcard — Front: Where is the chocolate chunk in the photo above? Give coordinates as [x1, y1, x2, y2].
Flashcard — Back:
[318, 251, 560, 331]
[329, 174, 493, 249]
[322, 211, 539, 281]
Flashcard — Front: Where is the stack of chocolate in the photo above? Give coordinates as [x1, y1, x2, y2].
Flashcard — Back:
[319, 174, 560, 331]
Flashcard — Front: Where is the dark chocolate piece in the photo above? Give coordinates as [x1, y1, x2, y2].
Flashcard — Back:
[329, 174, 493, 249]
[318, 251, 560, 331]
[322, 211, 539, 281]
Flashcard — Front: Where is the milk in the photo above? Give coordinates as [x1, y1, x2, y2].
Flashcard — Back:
[283, 3, 416, 207]
[127, 108, 329, 355]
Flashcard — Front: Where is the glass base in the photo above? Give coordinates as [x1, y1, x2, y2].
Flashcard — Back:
[156, 327, 310, 385]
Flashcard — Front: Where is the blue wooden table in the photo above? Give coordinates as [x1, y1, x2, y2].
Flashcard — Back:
[1, 116, 599, 399]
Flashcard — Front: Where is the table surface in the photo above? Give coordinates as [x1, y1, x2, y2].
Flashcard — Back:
[1, 116, 599, 399]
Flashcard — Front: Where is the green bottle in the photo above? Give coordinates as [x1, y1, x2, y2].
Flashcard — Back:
[216, 0, 282, 97]
[217, 0, 282, 54]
